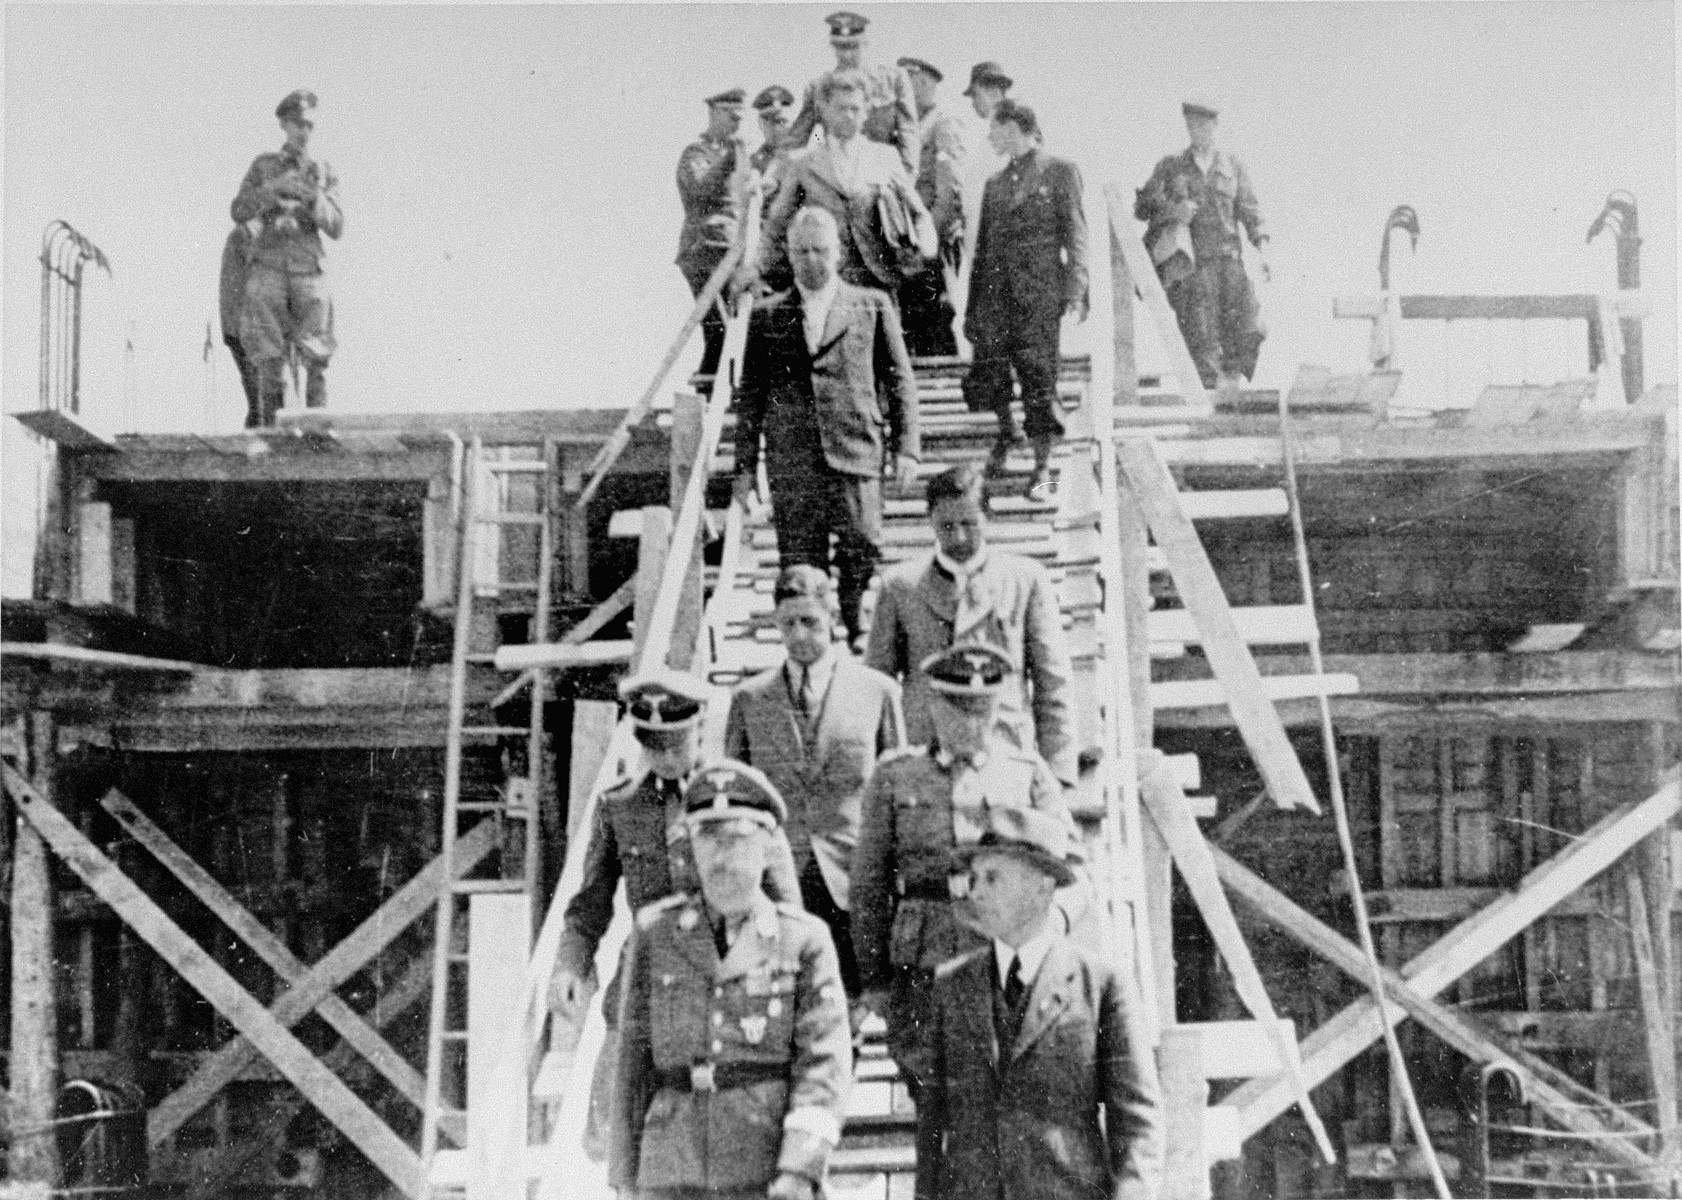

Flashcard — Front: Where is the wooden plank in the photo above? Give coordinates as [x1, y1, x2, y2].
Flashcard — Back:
[492, 640, 634, 672]
[1139, 757, 1336, 1162]
[1177, 489, 1288, 519]
[1147, 605, 1317, 647]
[0, 765, 426, 1199]
[1624, 867, 1680, 1168]
[7, 716, 61, 1188]
[75, 501, 113, 605]
[466, 896, 532, 1197]
[1149, 673, 1358, 712]
[98, 789, 427, 1110]
[1185, 1018, 1299, 1081]
[147, 818, 499, 1144]
[0, 642, 200, 673]
[180, 948, 439, 1200]
[1212, 844, 1659, 1168]
[1158, 1025, 1210, 1200]
[1117, 439, 1321, 813]
[1221, 769, 1682, 1140]
[666, 391, 707, 673]
[630, 505, 672, 667]
[11, 408, 116, 449]
[1397, 294, 1600, 321]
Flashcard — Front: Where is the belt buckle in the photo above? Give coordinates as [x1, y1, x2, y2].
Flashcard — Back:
[947, 873, 971, 899]
[690, 1062, 716, 1093]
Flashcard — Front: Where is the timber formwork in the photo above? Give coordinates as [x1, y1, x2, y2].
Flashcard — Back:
[2, 369, 1677, 1199]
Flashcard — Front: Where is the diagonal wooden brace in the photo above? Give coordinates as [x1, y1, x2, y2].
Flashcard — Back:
[1116, 439, 1321, 814]
[99, 788, 427, 1111]
[146, 816, 498, 1145]
[1, 765, 428, 1199]
[1218, 769, 1680, 1141]
[1212, 842, 1658, 1172]
[1138, 753, 1336, 1163]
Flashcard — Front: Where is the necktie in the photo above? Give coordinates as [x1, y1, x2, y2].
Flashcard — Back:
[996, 953, 1027, 1051]
[796, 666, 814, 717]
[1003, 955, 1025, 1013]
[712, 919, 731, 960]
[952, 565, 988, 643]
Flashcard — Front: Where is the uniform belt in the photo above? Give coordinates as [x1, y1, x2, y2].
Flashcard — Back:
[653, 1062, 788, 1094]
[895, 873, 970, 901]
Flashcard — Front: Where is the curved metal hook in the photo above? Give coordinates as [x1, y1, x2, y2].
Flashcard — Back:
[1378, 205, 1421, 290]
[1587, 190, 1638, 245]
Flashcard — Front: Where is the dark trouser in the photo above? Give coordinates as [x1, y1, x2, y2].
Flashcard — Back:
[899, 265, 957, 358]
[799, 856, 859, 997]
[1165, 254, 1265, 388]
[225, 335, 262, 430]
[961, 307, 1065, 443]
[681, 264, 727, 383]
[768, 467, 882, 644]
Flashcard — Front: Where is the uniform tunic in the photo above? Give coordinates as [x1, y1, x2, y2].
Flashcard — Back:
[675, 131, 747, 379]
[1134, 146, 1268, 386]
[611, 892, 852, 1196]
[849, 741, 1085, 1085]
[229, 147, 342, 366]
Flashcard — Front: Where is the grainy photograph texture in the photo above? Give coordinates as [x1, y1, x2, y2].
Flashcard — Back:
[0, 4, 1676, 1200]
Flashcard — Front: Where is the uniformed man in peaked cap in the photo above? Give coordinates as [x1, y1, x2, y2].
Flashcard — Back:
[751, 85, 798, 185]
[550, 669, 802, 1159]
[676, 88, 751, 384]
[230, 89, 342, 426]
[1134, 98, 1271, 390]
[786, 10, 920, 179]
[612, 761, 852, 1200]
[896, 55, 966, 356]
[961, 61, 1014, 121]
[849, 643, 1091, 1091]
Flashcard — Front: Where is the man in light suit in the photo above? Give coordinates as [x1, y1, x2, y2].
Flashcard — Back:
[733, 206, 920, 647]
[785, 10, 919, 178]
[865, 463, 1075, 785]
[964, 100, 1089, 495]
[750, 71, 935, 296]
[725, 565, 905, 1003]
[916, 805, 1164, 1200]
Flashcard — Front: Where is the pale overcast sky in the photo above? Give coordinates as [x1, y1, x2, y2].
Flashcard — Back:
[2, 2, 1676, 592]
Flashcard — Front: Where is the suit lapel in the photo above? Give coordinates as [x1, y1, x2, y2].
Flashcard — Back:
[915, 557, 958, 623]
[816, 283, 854, 356]
[1009, 939, 1077, 1063]
[951, 954, 1001, 1070]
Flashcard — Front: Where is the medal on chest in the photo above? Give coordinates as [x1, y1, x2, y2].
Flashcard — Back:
[740, 1014, 768, 1044]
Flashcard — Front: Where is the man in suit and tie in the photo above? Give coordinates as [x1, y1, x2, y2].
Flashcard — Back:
[749, 71, 935, 297]
[865, 462, 1076, 786]
[786, 11, 919, 178]
[916, 805, 1164, 1200]
[963, 100, 1089, 496]
[725, 565, 905, 1005]
[733, 206, 920, 648]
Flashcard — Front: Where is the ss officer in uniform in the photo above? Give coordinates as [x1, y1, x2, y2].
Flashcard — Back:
[231, 89, 342, 426]
[751, 86, 798, 184]
[849, 644, 1089, 1090]
[896, 56, 966, 357]
[612, 761, 852, 1200]
[786, 11, 919, 179]
[549, 670, 802, 1159]
[676, 88, 751, 383]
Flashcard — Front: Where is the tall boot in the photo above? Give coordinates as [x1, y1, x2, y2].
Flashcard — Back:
[304, 360, 328, 409]
[254, 359, 287, 428]
[985, 413, 1021, 478]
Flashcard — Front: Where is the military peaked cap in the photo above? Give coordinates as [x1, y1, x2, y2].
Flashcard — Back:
[684, 760, 788, 828]
[825, 11, 869, 38]
[897, 56, 942, 82]
[706, 87, 747, 107]
[920, 643, 1013, 695]
[753, 85, 796, 111]
[276, 89, 318, 122]
[619, 668, 710, 731]
[1182, 99, 1220, 120]
[962, 61, 1013, 96]
[953, 806, 1081, 887]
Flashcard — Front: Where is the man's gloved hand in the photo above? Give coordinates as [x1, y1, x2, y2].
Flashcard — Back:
[547, 969, 589, 1017]
[767, 1171, 817, 1200]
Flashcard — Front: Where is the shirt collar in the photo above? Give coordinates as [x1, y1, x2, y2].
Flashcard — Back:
[994, 915, 1056, 987]
[786, 647, 836, 693]
[933, 744, 988, 772]
[934, 547, 988, 581]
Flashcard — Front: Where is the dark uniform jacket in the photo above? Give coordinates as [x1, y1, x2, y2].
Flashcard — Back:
[788, 62, 920, 178]
[965, 148, 1088, 343]
[724, 655, 905, 909]
[735, 282, 919, 482]
[230, 147, 342, 273]
[915, 940, 1165, 1200]
[611, 891, 853, 1192]
[1134, 147, 1267, 269]
[675, 132, 747, 276]
[865, 550, 1076, 783]
[554, 770, 802, 994]
[849, 742, 1076, 991]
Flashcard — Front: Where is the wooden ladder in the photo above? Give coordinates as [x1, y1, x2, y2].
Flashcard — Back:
[420, 434, 560, 1196]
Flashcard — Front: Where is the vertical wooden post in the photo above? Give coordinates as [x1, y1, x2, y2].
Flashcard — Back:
[557, 449, 592, 605]
[1624, 867, 1678, 1171]
[631, 506, 673, 668]
[8, 712, 61, 1190]
[666, 392, 707, 672]
[1159, 1026, 1211, 1200]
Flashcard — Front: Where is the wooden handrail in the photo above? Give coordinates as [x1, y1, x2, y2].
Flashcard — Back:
[477, 188, 765, 1197]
